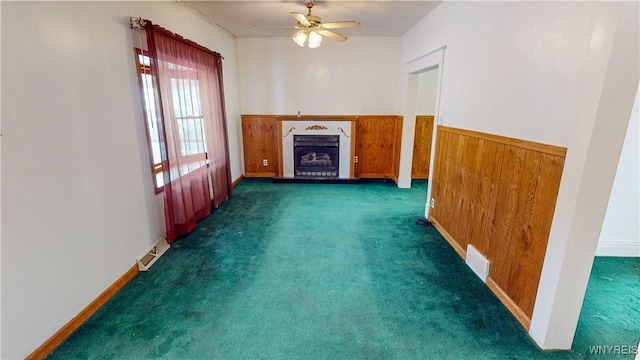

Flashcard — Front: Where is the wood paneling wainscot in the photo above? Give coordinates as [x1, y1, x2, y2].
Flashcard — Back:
[354, 115, 403, 181]
[411, 115, 434, 179]
[241, 115, 279, 177]
[241, 115, 403, 181]
[429, 126, 566, 330]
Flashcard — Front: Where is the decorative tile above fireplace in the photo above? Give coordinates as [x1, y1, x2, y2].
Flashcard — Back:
[278, 120, 356, 179]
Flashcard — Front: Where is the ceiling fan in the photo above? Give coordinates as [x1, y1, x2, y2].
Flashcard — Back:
[256, 0, 361, 48]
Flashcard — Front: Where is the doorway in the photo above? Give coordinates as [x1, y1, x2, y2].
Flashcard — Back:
[571, 84, 640, 354]
[411, 68, 438, 180]
[398, 45, 445, 220]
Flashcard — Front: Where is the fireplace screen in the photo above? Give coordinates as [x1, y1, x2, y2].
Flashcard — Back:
[293, 135, 340, 177]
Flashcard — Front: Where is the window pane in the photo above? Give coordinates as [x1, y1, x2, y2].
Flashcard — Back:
[171, 78, 202, 118]
[171, 77, 206, 156]
[141, 73, 162, 165]
[138, 54, 151, 67]
[177, 118, 207, 156]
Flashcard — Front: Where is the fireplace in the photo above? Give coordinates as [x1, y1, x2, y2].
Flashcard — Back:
[278, 120, 355, 180]
[293, 135, 339, 177]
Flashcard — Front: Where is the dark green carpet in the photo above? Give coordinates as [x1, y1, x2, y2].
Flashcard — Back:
[47, 179, 638, 359]
[573, 256, 640, 357]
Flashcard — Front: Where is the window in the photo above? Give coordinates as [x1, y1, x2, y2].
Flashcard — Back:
[131, 19, 232, 242]
[134, 49, 208, 190]
[170, 77, 207, 157]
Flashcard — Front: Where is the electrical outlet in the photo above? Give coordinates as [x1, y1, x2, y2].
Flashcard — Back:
[438, 115, 443, 125]
[430, 198, 435, 208]
[262, 159, 268, 166]
[354, 156, 358, 163]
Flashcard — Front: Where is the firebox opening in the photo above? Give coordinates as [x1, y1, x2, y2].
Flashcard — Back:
[293, 135, 340, 178]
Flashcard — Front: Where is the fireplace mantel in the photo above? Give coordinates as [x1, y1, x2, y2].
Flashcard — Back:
[277, 119, 356, 179]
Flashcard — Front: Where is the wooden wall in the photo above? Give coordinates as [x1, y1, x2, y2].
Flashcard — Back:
[354, 115, 403, 181]
[411, 115, 434, 179]
[241, 115, 403, 181]
[241, 115, 278, 177]
[429, 126, 566, 329]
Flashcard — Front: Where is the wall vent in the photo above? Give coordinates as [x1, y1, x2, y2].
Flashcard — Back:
[466, 244, 490, 283]
[136, 237, 170, 271]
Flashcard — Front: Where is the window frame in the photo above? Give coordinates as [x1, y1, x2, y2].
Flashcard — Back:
[134, 48, 164, 193]
[134, 48, 210, 193]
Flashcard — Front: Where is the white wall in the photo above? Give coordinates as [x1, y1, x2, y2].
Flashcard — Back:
[416, 68, 438, 115]
[401, 1, 638, 350]
[597, 83, 640, 256]
[403, 1, 619, 147]
[0, 2, 241, 358]
[237, 37, 401, 115]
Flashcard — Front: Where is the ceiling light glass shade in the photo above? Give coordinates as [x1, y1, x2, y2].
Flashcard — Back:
[308, 31, 322, 48]
[292, 30, 307, 47]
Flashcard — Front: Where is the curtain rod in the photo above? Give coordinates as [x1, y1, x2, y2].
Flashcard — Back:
[130, 17, 225, 60]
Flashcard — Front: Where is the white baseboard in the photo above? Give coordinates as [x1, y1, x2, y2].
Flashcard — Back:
[596, 238, 640, 257]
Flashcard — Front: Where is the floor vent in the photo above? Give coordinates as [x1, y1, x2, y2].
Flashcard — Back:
[466, 244, 490, 283]
[136, 237, 170, 271]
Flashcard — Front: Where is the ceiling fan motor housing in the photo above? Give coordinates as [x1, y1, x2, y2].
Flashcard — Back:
[305, 0, 319, 24]
[306, 15, 321, 26]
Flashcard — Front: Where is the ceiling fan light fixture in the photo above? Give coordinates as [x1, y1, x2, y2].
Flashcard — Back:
[257, 1, 358, 48]
[308, 31, 322, 48]
[292, 30, 307, 47]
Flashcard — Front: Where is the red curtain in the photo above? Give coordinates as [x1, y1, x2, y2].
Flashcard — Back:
[144, 22, 232, 243]
[198, 51, 233, 208]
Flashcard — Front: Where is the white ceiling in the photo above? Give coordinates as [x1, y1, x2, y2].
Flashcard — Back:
[179, 1, 441, 38]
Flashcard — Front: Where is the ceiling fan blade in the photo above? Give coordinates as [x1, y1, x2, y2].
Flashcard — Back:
[318, 29, 348, 42]
[254, 25, 300, 29]
[290, 12, 311, 26]
[321, 21, 360, 29]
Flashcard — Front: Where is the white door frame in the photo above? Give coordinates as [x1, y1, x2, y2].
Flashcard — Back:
[398, 45, 446, 220]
